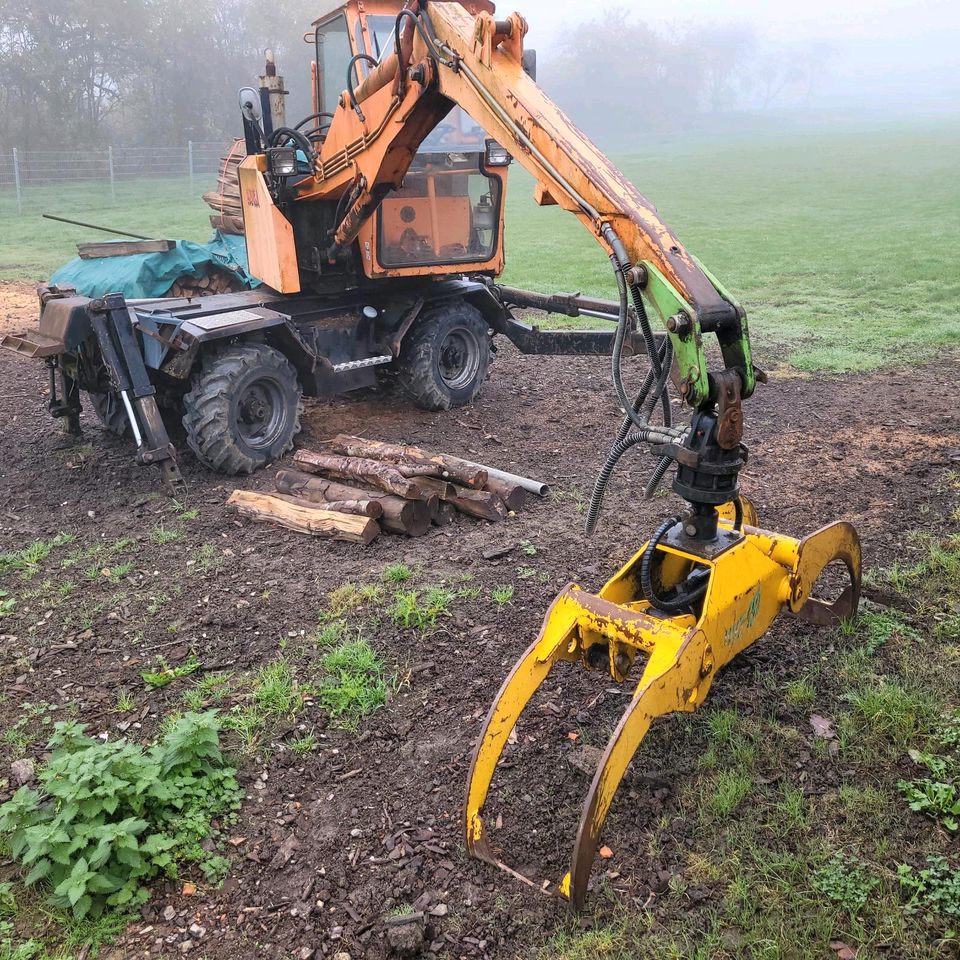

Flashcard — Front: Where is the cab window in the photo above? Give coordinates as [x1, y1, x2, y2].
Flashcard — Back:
[316, 14, 352, 115]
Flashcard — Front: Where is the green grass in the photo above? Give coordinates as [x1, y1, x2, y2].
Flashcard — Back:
[315, 635, 388, 728]
[0, 178, 210, 281]
[499, 122, 960, 372]
[3, 123, 957, 374]
[389, 586, 457, 631]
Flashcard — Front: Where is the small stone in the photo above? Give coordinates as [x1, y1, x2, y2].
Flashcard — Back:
[162, 906, 176, 922]
[386, 915, 425, 957]
[188, 924, 206, 938]
[296, 949, 315, 960]
[349, 828, 362, 838]
[178, 941, 194, 955]
[181, 882, 197, 896]
[10, 759, 35, 787]
[333, 953, 351, 960]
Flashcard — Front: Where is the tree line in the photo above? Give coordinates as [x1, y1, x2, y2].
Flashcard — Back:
[0, 0, 831, 151]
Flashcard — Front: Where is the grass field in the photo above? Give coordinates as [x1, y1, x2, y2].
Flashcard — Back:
[2, 121, 958, 372]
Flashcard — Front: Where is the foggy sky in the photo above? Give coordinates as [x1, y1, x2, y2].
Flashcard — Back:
[515, 0, 960, 109]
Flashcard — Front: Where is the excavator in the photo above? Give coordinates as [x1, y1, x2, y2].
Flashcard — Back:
[5, 0, 862, 908]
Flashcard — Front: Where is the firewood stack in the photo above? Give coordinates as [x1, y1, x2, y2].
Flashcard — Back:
[202, 139, 246, 236]
[226, 435, 535, 545]
[165, 268, 245, 299]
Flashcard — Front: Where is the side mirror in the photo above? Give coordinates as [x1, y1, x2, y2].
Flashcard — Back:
[522, 49, 537, 81]
[238, 87, 262, 123]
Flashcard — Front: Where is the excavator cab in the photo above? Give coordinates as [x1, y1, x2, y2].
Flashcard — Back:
[303, 0, 510, 282]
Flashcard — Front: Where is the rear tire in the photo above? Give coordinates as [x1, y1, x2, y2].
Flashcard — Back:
[182, 343, 302, 475]
[87, 390, 131, 437]
[396, 300, 491, 411]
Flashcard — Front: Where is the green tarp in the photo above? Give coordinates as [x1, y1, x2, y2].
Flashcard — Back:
[50, 232, 259, 299]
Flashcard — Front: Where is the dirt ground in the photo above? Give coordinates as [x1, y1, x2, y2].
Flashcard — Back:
[1, 280, 959, 959]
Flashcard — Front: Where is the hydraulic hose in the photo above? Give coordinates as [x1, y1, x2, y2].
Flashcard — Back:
[584, 423, 685, 535]
[268, 126, 315, 161]
[644, 455, 673, 500]
[640, 516, 709, 613]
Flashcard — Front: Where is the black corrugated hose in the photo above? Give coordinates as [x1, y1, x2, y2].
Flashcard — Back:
[585, 252, 682, 534]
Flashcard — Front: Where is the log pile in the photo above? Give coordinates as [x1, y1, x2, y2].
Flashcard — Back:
[202, 139, 246, 236]
[165, 268, 245, 299]
[226, 435, 539, 545]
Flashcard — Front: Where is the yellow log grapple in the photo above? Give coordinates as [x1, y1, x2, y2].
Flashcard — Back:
[465, 502, 860, 908]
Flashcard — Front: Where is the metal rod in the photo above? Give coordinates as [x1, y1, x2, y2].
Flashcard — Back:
[119, 390, 144, 447]
[13, 147, 22, 214]
[108, 146, 116, 203]
[41, 214, 152, 240]
[454, 459, 551, 497]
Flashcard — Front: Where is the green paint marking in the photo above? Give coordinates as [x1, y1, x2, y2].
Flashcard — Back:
[724, 587, 762, 648]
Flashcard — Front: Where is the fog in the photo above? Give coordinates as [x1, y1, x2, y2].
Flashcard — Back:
[524, 0, 960, 110]
[1, 0, 957, 150]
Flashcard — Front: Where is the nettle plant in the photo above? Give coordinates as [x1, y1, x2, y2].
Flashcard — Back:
[0, 711, 242, 919]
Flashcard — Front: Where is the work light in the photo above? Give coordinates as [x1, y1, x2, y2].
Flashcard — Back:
[268, 147, 298, 177]
[484, 140, 512, 167]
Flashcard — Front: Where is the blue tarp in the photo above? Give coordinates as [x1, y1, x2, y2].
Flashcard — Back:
[50, 231, 260, 299]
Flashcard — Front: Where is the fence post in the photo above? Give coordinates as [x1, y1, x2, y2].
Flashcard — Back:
[188, 140, 194, 192]
[108, 146, 116, 203]
[12, 147, 22, 214]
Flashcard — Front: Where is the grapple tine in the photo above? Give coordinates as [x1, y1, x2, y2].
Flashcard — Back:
[464, 587, 582, 863]
[566, 632, 701, 907]
[789, 521, 862, 626]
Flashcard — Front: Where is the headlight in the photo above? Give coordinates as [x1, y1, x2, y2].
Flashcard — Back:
[267, 146, 298, 177]
[484, 139, 512, 167]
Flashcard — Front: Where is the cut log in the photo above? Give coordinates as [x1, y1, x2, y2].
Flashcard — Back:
[322, 435, 488, 488]
[268, 491, 383, 518]
[482, 475, 527, 512]
[226, 490, 379, 544]
[432, 501, 457, 526]
[293, 450, 432, 500]
[275, 469, 432, 536]
[446, 488, 509, 522]
[409, 476, 458, 501]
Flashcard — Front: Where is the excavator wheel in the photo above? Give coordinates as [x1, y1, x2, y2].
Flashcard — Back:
[396, 299, 491, 411]
[182, 342, 302, 475]
[87, 390, 131, 437]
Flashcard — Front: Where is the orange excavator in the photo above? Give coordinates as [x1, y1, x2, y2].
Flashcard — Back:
[7, 0, 862, 907]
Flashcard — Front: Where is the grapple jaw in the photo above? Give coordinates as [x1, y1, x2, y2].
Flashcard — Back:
[464, 505, 861, 908]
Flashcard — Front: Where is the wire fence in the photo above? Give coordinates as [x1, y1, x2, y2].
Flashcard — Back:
[0, 142, 229, 211]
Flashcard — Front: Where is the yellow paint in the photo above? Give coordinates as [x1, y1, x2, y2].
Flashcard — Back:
[464, 506, 860, 908]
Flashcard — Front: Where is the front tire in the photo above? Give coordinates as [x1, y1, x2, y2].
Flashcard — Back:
[396, 300, 491, 411]
[182, 343, 302, 475]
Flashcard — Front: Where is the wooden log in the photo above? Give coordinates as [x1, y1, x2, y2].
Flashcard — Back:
[409, 476, 457, 501]
[446, 488, 509, 522]
[275, 469, 432, 536]
[293, 450, 430, 500]
[79, 239, 176, 259]
[268, 491, 383, 518]
[432, 501, 457, 526]
[323, 435, 488, 488]
[226, 490, 379, 544]
[482, 475, 527, 512]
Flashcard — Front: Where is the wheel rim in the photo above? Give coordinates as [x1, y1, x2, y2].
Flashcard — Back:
[234, 377, 287, 449]
[438, 326, 481, 390]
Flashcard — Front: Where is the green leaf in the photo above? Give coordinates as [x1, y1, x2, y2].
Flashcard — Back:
[23, 859, 51, 885]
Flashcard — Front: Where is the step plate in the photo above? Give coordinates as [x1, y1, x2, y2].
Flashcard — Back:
[1, 330, 65, 359]
[331, 355, 393, 373]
